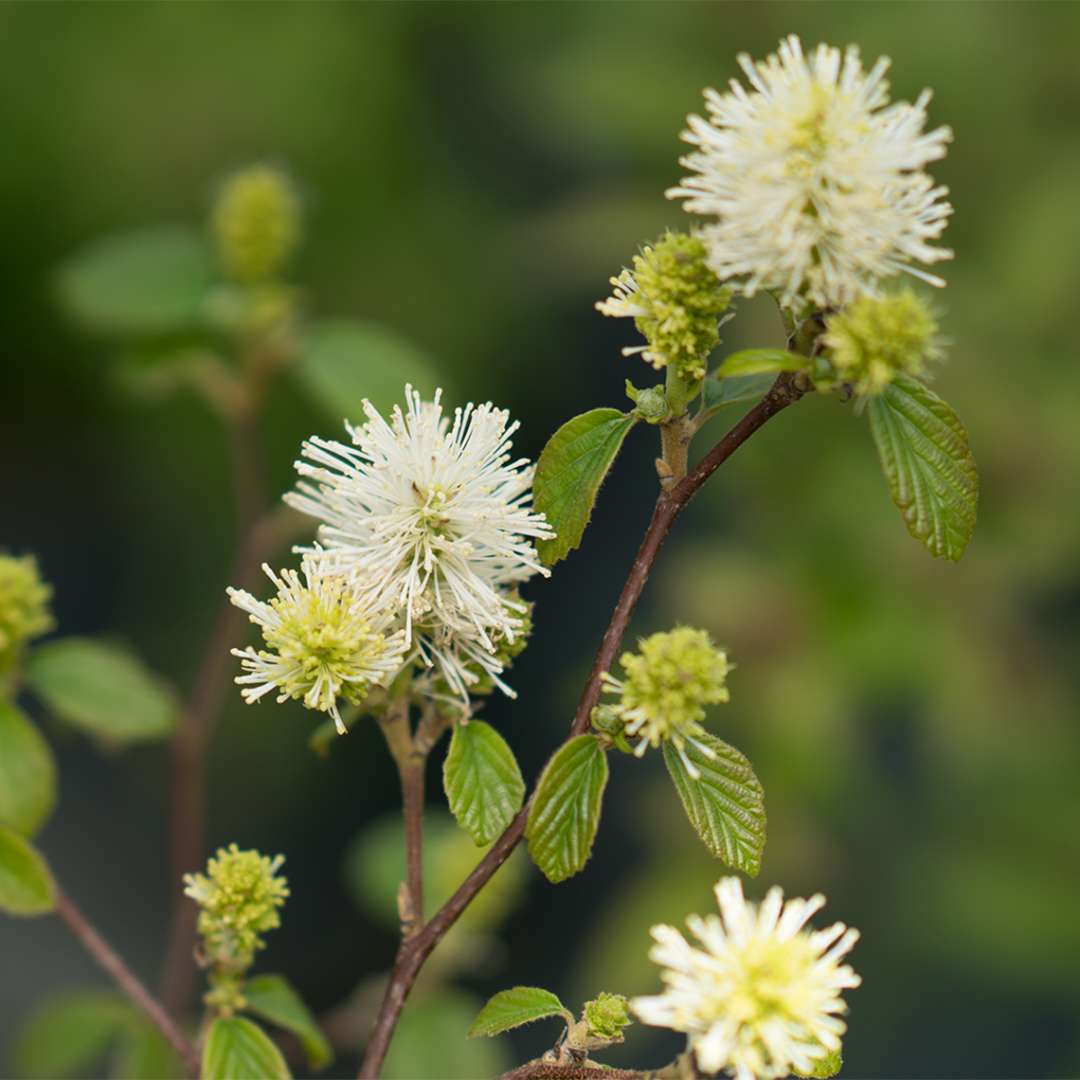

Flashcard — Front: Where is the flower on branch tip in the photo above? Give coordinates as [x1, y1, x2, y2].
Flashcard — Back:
[0, 553, 54, 666]
[597, 231, 732, 381]
[632, 877, 861, 1080]
[821, 288, 941, 396]
[228, 559, 408, 733]
[669, 34, 953, 309]
[600, 626, 729, 773]
[584, 992, 632, 1040]
[285, 385, 553, 703]
[212, 164, 300, 283]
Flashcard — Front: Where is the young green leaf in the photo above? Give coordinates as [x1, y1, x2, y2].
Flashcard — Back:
[526, 735, 609, 883]
[12, 991, 132, 1079]
[0, 825, 56, 915]
[201, 1017, 291, 1080]
[243, 974, 332, 1071]
[444, 721, 526, 845]
[700, 371, 776, 418]
[714, 348, 808, 378]
[0, 702, 57, 837]
[112, 1016, 187, 1080]
[467, 986, 572, 1038]
[25, 638, 177, 744]
[663, 733, 766, 877]
[533, 409, 637, 566]
[868, 374, 978, 561]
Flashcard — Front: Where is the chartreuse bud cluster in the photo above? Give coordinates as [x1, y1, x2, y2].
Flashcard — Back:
[599, 626, 729, 771]
[212, 164, 300, 283]
[597, 231, 732, 382]
[821, 289, 941, 396]
[0, 553, 53, 671]
[184, 844, 289, 1013]
[583, 992, 632, 1040]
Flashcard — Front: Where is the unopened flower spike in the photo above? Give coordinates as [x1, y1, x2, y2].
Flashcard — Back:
[228, 557, 408, 733]
[212, 164, 301, 284]
[669, 34, 953, 309]
[599, 626, 729, 776]
[0, 552, 54, 670]
[632, 877, 861, 1080]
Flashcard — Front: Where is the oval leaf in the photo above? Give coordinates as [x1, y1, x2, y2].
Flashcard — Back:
[25, 638, 177, 743]
[526, 735, 609, 883]
[12, 991, 133, 1079]
[201, 1016, 290, 1080]
[468, 986, 570, 1038]
[57, 226, 211, 337]
[700, 371, 776, 417]
[243, 974, 331, 1071]
[444, 721, 526, 845]
[868, 374, 978, 561]
[663, 733, 766, 877]
[534, 409, 637, 566]
[0, 825, 55, 915]
[0, 702, 57, 836]
[714, 348, 808, 378]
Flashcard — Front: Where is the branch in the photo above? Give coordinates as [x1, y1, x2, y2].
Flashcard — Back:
[54, 885, 199, 1076]
[357, 374, 806, 1077]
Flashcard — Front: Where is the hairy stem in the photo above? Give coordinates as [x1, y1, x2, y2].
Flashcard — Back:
[357, 374, 805, 1078]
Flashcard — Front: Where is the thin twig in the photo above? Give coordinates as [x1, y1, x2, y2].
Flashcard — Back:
[358, 374, 806, 1078]
[54, 885, 199, 1076]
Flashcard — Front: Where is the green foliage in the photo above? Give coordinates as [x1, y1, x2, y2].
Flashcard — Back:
[526, 735, 609, 883]
[57, 226, 212, 338]
[534, 409, 637, 566]
[868, 374, 978, 561]
[443, 720, 525, 845]
[24, 638, 177, 743]
[12, 991, 133, 1078]
[0, 825, 55, 915]
[201, 1016, 291, 1080]
[714, 348, 809, 377]
[468, 986, 572, 1038]
[582, 992, 631, 1039]
[243, 974, 331, 1071]
[663, 733, 766, 877]
[111, 1017, 187, 1080]
[0, 702, 56, 837]
[699, 371, 776, 419]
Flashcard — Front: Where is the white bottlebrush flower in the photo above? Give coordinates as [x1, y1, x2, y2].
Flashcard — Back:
[228, 559, 407, 732]
[668, 34, 953, 309]
[285, 386, 553, 699]
[632, 877, 861, 1080]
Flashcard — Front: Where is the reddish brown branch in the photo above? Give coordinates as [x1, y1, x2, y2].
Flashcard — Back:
[357, 375, 805, 1078]
[497, 1066, 646, 1080]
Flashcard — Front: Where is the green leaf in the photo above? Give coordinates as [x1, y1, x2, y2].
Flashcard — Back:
[295, 319, 442, 421]
[13, 991, 132, 1078]
[0, 701, 57, 836]
[25, 638, 177, 743]
[0, 825, 56, 915]
[57, 226, 212, 337]
[468, 986, 572, 1038]
[663, 733, 766, 877]
[534, 409, 637, 566]
[868, 374, 978, 561]
[201, 1016, 291, 1080]
[714, 348, 808, 377]
[444, 721, 526, 845]
[526, 735, 609, 883]
[700, 372, 776, 416]
[111, 1017, 187, 1080]
[243, 974, 332, 1071]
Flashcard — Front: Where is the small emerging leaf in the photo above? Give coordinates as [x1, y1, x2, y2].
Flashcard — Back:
[868, 374, 978, 561]
[663, 733, 766, 877]
[534, 409, 637, 566]
[468, 986, 571, 1038]
[526, 735, 609, 883]
[700, 371, 777, 418]
[243, 974, 332, 1071]
[444, 721, 525, 845]
[714, 348, 808, 378]
[201, 1016, 291, 1080]
[0, 702, 57, 837]
[0, 825, 56, 915]
[12, 991, 132, 1078]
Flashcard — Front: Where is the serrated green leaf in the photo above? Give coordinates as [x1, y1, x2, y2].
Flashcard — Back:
[526, 735, 609, 883]
[295, 319, 442, 421]
[700, 371, 777, 417]
[57, 226, 212, 337]
[0, 701, 57, 836]
[467, 986, 571, 1038]
[534, 409, 637, 566]
[663, 733, 766, 877]
[0, 825, 55, 915]
[25, 638, 177, 743]
[111, 1016, 187, 1080]
[714, 348, 808, 377]
[243, 974, 332, 1071]
[868, 374, 978, 561]
[201, 1017, 290, 1080]
[13, 991, 132, 1078]
[444, 721, 525, 845]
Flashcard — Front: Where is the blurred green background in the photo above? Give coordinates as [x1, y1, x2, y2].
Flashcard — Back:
[3, 2, 1080, 1077]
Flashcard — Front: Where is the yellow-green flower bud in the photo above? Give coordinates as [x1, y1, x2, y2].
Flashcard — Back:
[597, 232, 732, 381]
[0, 554, 54, 671]
[822, 289, 941, 396]
[212, 165, 300, 283]
[584, 992, 631, 1040]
